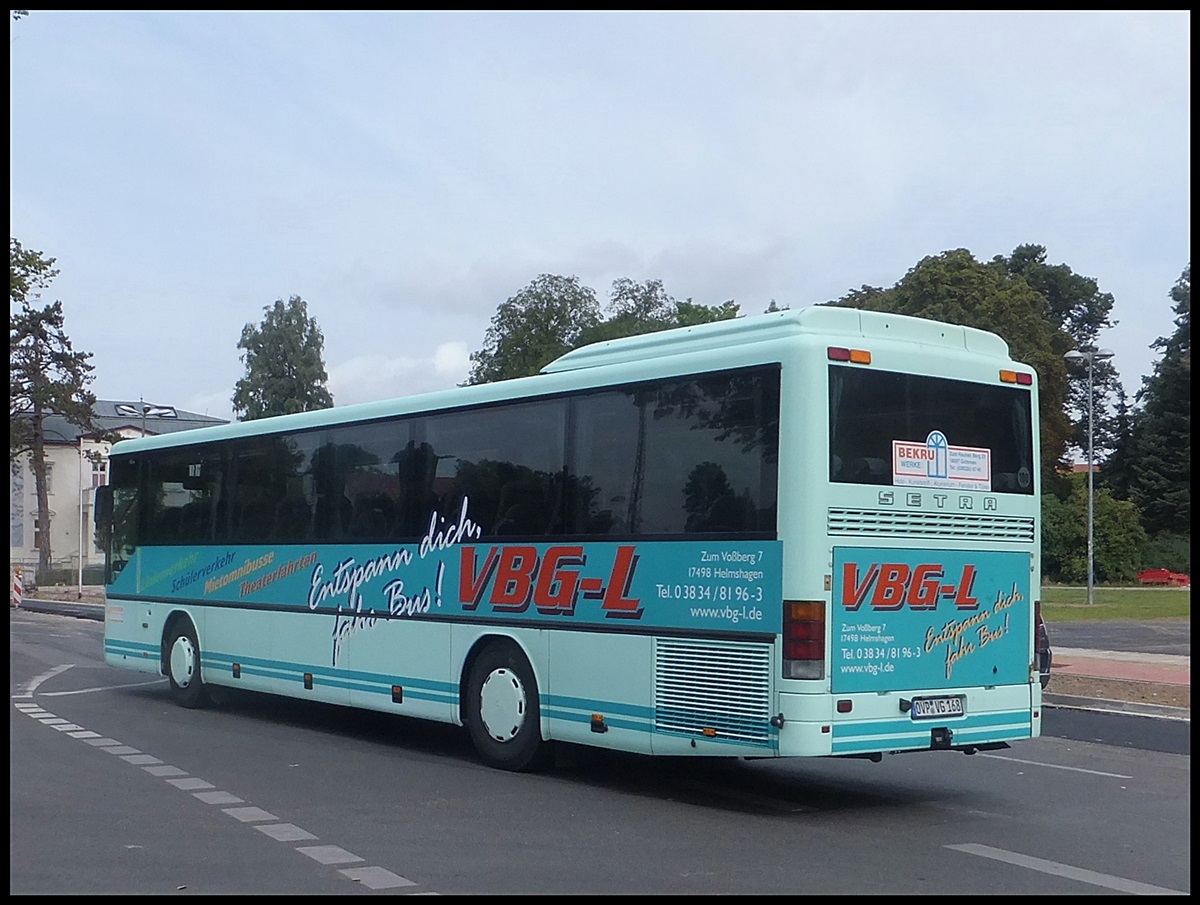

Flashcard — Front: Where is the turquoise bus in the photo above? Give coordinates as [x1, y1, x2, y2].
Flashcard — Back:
[97, 307, 1048, 771]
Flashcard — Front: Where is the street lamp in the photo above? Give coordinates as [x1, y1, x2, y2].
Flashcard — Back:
[1063, 347, 1114, 606]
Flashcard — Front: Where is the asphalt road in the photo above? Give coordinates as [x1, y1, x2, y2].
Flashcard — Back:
[10, 608, 1192, 896]
[1044, 617, 1190, 656]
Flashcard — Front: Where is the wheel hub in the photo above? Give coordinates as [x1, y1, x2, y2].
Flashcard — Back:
[478, 668, 526, 742]
[170, 635, 195, 688]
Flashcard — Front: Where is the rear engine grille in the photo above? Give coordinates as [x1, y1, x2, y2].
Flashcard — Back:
[828, 508, 1034, 542]
[654, 640, 772, 742]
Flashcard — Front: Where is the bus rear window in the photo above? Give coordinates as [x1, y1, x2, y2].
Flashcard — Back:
[829, 366, 1035, 495]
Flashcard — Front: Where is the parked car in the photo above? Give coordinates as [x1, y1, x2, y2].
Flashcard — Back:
[1136, 568, 1190, 587]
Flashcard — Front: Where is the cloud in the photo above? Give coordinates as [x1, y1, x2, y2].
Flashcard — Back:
[327, 342, 472, 410]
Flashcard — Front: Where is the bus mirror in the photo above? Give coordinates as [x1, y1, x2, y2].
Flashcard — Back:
[94, 485, 113, 528]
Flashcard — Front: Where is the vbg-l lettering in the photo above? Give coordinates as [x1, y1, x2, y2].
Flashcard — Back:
[841, 562, 978, 612]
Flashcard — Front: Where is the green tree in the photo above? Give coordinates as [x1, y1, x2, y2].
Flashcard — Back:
[1097, 384, 1136, 501]
[993, 244, 1115, 347]
[10, 238, 105, 582]
[576, 277, 677, 345]
[994, 245, 1122, 467]
[232, 295, 334, 421]
[1041, 476, 1148, 584]
[827, 248, 1074, 486]
[1126, 265, 1190, 537]
[578, 278, 740, 346]
[465, 274, 602, 385]
[466, 275, 743, 385]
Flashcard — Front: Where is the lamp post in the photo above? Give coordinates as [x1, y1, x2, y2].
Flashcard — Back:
[1064, 347, 1114, 606]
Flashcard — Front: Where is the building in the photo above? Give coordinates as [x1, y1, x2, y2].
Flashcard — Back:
[10, 401, 228, 583]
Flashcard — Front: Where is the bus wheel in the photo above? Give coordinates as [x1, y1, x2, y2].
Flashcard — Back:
[166, 620, 209, 709]
[465, 642, 552, 772]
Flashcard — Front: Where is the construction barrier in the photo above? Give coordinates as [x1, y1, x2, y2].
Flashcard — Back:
[12, 566, 22, 608]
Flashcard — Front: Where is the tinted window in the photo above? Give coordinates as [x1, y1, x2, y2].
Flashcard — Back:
[423, 399, 567, 539]
[569, 367, 779, 536]
[143, 447, 225, 544]
[229, 435, 320, 543]
[105, 456, 141, 576]
[829, 366, 1035, 495]
[322, 422, 411, 541]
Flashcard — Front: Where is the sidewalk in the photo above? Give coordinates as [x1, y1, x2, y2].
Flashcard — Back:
[1042, 646, 1190, 721]
[1051, 647, 1190, 686]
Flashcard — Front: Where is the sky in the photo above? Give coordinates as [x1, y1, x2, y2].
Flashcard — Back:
[9, 10, 1191, 424]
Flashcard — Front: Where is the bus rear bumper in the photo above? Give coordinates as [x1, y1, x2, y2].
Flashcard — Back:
[775, 686, 1040, 758]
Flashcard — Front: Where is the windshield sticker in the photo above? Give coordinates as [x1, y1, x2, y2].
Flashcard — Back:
[892, 430, 991, 491]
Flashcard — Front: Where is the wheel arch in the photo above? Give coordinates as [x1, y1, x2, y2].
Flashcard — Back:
[160, 609, 201, 678]
[457, 631, 544, 726]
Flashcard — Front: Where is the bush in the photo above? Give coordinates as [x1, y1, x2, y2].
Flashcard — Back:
[31, 566, 106, 588]
[1139, 532, 1192, 575]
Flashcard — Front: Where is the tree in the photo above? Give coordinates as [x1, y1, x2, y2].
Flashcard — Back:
[826, 248, 1075, 486]
[577, 278, 740, 346]
[10, 238, 105, 582]
[232, 295, 334, 421]
[465, 274, 603, 385]
[466, 275, 742, 385]
[1125, 265, 1190, 537]
[993, 245, 1122, 469]
[1041, 477, 1148, 584]
[993, 244, 1115, 346]
[1097, 384, 1136, 501]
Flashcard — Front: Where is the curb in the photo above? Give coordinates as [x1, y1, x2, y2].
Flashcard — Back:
[13, 598, 105, 622]
[1043, 693, 1189, 722]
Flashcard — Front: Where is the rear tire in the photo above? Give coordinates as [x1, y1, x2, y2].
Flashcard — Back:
[465, 642, 553, 772]
[165, 620, 209, 709]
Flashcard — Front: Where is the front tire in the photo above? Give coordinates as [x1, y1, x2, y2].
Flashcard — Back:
[465, 642, 552, 772]
[165, 620, 209, 709]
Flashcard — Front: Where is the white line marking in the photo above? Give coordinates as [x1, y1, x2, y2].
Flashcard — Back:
[194, 791, 244, 805]
[224, 807, 278, 823]
[167, 777, 214, 791]
[39, 679, 165, 696]
[255, 823, 318, 842]
[338, 866, 417, 889]
[26, 664, 74, 694]
[979, 753, 1133, 778]
[121, 754, 163, 765]
[297, 845, 366, 866]
[144, 765, 187, 777]
[947, 843, 1187, 895]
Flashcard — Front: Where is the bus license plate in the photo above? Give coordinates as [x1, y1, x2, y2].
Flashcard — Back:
[911, 695, 965, 720]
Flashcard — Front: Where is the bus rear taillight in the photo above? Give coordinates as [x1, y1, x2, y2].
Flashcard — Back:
[783, 600, 825, 680]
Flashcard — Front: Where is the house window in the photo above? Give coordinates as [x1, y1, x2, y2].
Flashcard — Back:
[92, 459, 108, 488]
